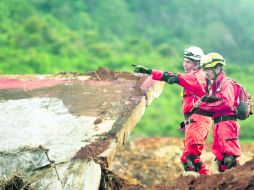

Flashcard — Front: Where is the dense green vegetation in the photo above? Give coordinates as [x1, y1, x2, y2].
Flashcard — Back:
[0, 0, 253, 140]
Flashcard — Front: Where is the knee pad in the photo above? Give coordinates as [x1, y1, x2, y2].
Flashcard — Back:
[216, 155, 238, 172]
[182, 155, 203, 172]
[223, 155, 238, 169]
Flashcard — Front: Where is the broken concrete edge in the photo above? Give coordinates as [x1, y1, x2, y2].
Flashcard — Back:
[29, 158, 102, 190]
[0, 70, 164, 189]
[97, 77, 165, 168]
[69, 74, 164, 167]
[0, 154, 102, 190]
[140, 76, 165, 106]
[94, 77, 164, 189]
[69, 75, 164, 189]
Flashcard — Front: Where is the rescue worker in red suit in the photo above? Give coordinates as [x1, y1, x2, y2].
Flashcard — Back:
[132, 46, 212, 175]
[196, 52, 240, 172]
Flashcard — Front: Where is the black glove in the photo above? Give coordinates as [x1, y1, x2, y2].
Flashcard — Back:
[132, 64, 152, 75]
[161, 73, 179, 84]
[178, 121, 185, 133]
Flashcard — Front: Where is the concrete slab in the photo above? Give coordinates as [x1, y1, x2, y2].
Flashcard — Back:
[0, 68, 164, 189]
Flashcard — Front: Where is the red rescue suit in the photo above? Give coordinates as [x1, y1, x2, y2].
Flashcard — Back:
[152, 69, 212, 174]
[199, 72, 241, 170]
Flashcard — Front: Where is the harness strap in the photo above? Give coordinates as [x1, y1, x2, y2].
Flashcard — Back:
[193, 109, 213, 117]
[214, 115, 237, 123]
[185, 119, 194, 126]
[185, 109, 213, 119]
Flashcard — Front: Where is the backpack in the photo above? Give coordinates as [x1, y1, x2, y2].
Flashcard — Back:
[231, 80, 253, 120]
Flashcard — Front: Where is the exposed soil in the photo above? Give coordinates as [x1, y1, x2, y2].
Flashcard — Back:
[111, 137, 254, 189]
[100, 168, 145, 190]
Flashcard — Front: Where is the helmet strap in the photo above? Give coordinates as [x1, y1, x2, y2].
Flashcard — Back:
[212, 69, 217, 78]
[212, 66, 222, 79]
[193, 61, 200, 70]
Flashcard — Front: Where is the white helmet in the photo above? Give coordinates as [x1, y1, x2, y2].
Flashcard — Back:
[184, 46, 204, 61]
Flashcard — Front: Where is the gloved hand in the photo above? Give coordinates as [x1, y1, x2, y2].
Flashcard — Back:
[162, 73, 179, 84]
[178, 121, 186, 133]
[132, 64, 152, 75]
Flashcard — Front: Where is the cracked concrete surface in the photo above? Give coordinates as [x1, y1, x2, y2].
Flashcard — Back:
[0, 68, 164, 189]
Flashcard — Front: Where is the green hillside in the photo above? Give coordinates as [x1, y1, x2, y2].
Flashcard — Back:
[0, 0, 253, 140]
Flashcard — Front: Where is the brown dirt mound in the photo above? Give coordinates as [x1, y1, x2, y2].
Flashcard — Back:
[154, 158, 254, 190]
[111, 137, 254, 189]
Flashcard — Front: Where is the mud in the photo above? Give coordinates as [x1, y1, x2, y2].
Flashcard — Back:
[111, 137, 254, 189]
[100, 168, 145, 190]
[74, 133, 111, 160]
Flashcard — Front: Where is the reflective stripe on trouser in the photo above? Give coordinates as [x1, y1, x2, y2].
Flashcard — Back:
[212, 120, 241, 161]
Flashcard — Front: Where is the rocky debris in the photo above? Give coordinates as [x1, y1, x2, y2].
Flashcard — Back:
[0, 174, 32, 190]
[111, 137, 254, 189]
[0, 158, 101, 190]
[94, 118, 103, 125]
[0, 69, 165, 189]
